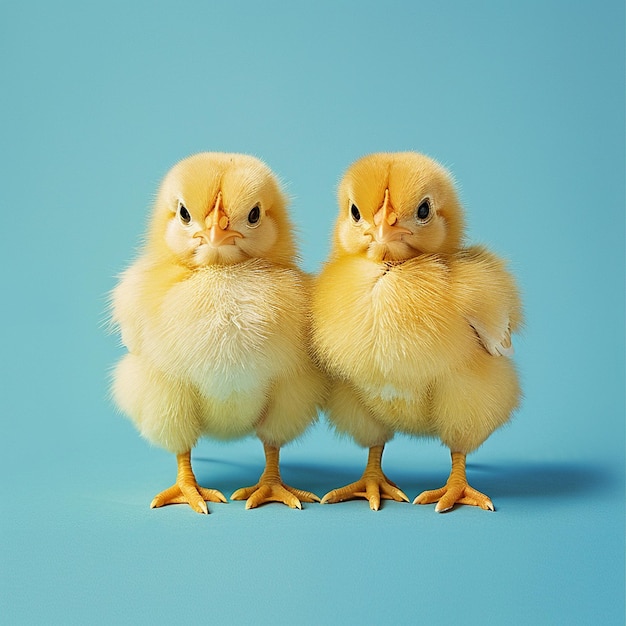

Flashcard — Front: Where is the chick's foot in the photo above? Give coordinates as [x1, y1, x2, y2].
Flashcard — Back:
[413, 451, 494, 513]
[150, 451, 227, 514]
[231, 481, 319, 510]
[231, 444, 319, 509]
[321, 445, 409, 511]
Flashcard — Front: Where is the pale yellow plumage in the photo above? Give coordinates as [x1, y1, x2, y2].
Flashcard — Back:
[111, 152, 327, 513]
[312, 152, 522, 512]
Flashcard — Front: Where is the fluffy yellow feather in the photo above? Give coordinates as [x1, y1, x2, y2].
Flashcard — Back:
[312, 152, 522, 512]
[111, 153, 327, 513]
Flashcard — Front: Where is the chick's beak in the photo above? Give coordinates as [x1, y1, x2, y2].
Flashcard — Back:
[193, 192, 243, 247]
[370, 189, 412, 243]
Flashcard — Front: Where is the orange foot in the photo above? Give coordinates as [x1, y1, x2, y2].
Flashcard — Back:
[321, 445, 409, 511]
[231, 443, 320, 510]
[232, 481, 319, 510]
[150, 451, 227, 514]
[414, 451, 494, 513]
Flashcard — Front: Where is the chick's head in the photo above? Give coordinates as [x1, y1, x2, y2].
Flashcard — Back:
[334, 152, 465, 262]
[147, 153, 296, 267]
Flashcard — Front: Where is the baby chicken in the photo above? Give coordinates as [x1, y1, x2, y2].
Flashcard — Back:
[312, 152, 522, 512]
[111, 152, 326, 514]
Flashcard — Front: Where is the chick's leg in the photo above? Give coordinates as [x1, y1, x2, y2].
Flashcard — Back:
[414, 451, 494, 513]
[231, 443, 320, 510]
[321, 445, 409, 511]
[150, 451, 227, 514]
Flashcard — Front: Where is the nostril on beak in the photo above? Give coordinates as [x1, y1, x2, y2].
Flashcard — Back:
[193, 231, 209, 244]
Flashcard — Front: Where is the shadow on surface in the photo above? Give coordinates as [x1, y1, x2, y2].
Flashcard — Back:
[464, 460, 621, 501]
[193, 455, 622, 503]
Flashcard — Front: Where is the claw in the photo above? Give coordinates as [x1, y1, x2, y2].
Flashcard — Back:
[237, 481, 313, 509]
[233, 443, 319, 510]
[150, 451, 226, 514]
[321, 445, 408, 510]
[415, 452, 495, 513]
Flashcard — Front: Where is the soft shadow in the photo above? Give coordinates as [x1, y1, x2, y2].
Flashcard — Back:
[283, 459, 624, 502]
[463, 460, 622, 501]
[194, 456, 623, 503]
[193, 455, 384, 496]
[193, 456, 261, 493]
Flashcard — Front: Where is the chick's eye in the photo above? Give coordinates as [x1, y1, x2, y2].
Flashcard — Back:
[247, 205, 261, 226]
[179, 204, 191, 225]
[350, 203, 361, 222]
[416, 200, 431, 221]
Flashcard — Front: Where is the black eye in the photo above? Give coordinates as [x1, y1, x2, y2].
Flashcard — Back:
[350, 203, 361, 222]
[416, 200, 431, 221]
[179, 204, 191, 225]
[247, 205, 261, 226]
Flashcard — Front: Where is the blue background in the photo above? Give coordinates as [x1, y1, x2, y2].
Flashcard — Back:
[2, 2, 624, 624]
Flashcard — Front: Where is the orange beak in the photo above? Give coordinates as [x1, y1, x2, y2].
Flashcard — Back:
[193, 192, 243, 247]
[370, 189, 412, 243]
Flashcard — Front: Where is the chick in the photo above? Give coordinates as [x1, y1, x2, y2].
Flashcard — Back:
[111, 152, 326, 514]
[312, 152, 521, 512]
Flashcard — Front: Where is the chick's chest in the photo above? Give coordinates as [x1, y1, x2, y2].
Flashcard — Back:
[318, 257, 471, 384]
[150, 262, 305, 392]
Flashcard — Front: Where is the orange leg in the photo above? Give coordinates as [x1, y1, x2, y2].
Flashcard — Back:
[414, 451, 494, 513]
[321, 445, 409, 511]
[150, 451, 227, 514]
[231, 443, 320, 509]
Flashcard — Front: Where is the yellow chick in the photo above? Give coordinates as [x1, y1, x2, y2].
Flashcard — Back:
[111, 153, 326, 514]
[312, 152, 522, 512]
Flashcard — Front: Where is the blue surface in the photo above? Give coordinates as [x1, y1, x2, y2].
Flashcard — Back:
[1, 2, 624, 624]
